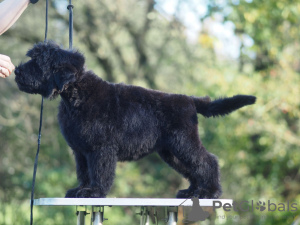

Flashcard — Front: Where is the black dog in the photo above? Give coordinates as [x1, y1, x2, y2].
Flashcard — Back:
[15, 42, 256, 199]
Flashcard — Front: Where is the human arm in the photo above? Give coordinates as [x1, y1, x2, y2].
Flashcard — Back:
[0, 0, 39, 78]
[0, 0, 30, 35]
[0, 0, 39, 77]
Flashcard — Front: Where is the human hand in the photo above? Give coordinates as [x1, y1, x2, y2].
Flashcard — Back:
[0, 54, 15, 78]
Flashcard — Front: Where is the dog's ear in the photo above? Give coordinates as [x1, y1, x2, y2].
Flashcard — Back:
[53, 51, 85, 91]
[64, 50, 85, 73]
[54, 66, 77, 91]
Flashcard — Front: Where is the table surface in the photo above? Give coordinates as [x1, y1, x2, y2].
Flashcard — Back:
[33, 198, 232, 207]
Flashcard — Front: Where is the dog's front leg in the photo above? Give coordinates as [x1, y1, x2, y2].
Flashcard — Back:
[65, 151, 90, 198]
[76, 148, 117, 198]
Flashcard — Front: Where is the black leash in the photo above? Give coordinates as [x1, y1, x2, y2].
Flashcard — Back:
[67, 0, 74, 50]
[30, 0, 74, 224]
[44, 0, 48, 43]
[29, 0, 48, 222]
[29, 97, 44, 225]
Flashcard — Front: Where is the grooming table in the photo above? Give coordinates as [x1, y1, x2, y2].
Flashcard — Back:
[34, 198, 232, 225]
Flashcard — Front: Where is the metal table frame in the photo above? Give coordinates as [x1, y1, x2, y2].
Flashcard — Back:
[33, 198, 232, 225]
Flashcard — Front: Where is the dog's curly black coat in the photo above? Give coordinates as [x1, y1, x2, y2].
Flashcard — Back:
[15, 41, 256, 199]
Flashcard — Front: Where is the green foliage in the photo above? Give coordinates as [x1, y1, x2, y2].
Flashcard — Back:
[0, 0, 299, 224]
[207, 0, 300, 72]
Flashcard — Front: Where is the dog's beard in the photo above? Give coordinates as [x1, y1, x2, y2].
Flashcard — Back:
[14, 67, 34, 94]
[15, 76, 34, 94]
[16, 76, 60, 99]
[15, 81, 39, 95]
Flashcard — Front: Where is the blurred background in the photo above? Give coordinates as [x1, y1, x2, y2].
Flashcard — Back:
[0, 0, 299, 224]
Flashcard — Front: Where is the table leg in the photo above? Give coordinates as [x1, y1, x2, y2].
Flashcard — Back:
[92, 206, 106, 225]
[145, 211, 150, 225]
[165, 207, 177, 225]
[76, 206, 87, 225]
[138, 206, 151, 225]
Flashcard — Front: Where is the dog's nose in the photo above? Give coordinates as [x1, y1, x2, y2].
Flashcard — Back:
[14, 67, 20, 75]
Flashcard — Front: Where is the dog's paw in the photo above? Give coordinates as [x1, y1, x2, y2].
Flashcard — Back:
[65, 187, 82, 198]
[176, 188, 222, 199]
[76, 188, 106, 198]
[176, 189, 192, 199]
[196, 188, 222, 199]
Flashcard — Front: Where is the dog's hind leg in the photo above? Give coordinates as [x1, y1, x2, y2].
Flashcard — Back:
[65, 151, 90, 198]
[158, 150, 198, 192]
[167, 132, 222, 199]
[76, 147, 117, 198]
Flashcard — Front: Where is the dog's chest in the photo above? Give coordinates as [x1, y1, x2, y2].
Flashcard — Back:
[58, 96, 117, 152]
[57, 101, 95, 151]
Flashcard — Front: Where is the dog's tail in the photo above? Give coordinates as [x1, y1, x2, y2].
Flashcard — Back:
[193, 95, 256, 118]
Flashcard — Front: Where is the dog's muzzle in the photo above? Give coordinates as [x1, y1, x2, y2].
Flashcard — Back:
[14, 67, 21, 76]
[14, 66, 26, 88]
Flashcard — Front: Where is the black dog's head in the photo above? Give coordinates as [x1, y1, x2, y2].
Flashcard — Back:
[15, 41, 85, 99]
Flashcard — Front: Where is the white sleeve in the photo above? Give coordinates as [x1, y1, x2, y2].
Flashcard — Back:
[0, 0, 30, 35]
